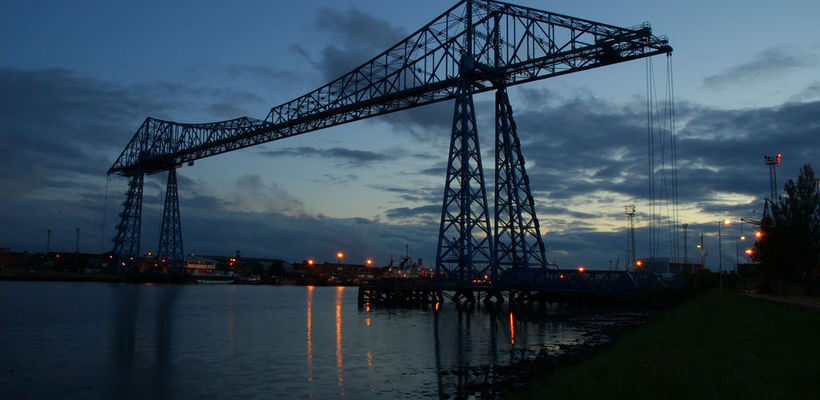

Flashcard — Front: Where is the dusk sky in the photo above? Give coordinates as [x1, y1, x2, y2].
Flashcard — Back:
[1, 0, 818, 270]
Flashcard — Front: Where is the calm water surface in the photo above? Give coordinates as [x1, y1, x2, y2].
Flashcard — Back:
[0, 281, 593, 399]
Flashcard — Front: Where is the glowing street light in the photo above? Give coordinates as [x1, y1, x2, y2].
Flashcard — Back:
[307, 259, 315, 266]
[365, 258, 373, 266]
[336, 251, 344, 263]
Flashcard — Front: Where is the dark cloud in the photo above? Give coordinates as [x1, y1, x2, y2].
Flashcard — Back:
[512, 93, 820, 215]
[368, 184, 439, 204]
[384, 204, 441, 221]
[789, 81, 820, 102]
[418, 162, 447, 177]
[0, 68, 271, 199]
[259, 146, 391, 167]
[702, 47, 815, 88]
[291, 7, 406, 82]
[380, 101, 455, 141]
[290, 6, 456, 141]
[0, 68, 161, 197]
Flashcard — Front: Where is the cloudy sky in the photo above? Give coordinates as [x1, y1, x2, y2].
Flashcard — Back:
[1, 0, 818, 271]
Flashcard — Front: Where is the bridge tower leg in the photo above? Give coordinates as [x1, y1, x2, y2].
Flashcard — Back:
[158, 168, 184, 274]
[435, 75, 495, 286]
[112, 172, 144, 271]
[493, 88, 547, 282]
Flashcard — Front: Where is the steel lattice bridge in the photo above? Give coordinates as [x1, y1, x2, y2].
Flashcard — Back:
[108, 0, 671, 295]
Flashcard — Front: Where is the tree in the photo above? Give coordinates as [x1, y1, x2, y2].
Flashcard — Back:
[753, 164, 820, 283]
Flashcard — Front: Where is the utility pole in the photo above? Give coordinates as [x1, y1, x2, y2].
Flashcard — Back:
[682, 223, 688, 271]
[698, 233, 704, 270]
[625, 205, 636, 270]
[718, 219, 730, 290]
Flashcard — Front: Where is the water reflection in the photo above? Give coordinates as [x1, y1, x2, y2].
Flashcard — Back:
[335, 286, 345, 396]
[110, 283, 180, 399]
[306, 286, 313, 384]
[432, 303, 573, 399]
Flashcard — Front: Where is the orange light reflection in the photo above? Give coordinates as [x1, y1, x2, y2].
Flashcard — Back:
[335, 286, 345, 395]
[306, 286, 313, 382]
[509, 311, 515, 345]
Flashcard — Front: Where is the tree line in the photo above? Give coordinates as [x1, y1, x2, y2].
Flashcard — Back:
[752, 163, 820, 290]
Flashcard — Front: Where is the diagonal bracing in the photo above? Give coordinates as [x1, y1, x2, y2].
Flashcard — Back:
[157, 168, 184, 272]
[436, 73, 494, 284]
[494, 88, 547, 281]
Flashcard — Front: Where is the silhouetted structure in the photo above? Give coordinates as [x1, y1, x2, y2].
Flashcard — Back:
[108, 0, 671, 289]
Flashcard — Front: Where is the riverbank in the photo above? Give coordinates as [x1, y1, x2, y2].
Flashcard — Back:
[508, 290, 820, 399]
[450, 293, 681, 399]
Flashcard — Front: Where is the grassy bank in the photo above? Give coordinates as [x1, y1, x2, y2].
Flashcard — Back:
[514, 291, 820, 400]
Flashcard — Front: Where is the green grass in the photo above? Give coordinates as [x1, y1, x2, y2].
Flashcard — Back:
[514, 291, 820, 400]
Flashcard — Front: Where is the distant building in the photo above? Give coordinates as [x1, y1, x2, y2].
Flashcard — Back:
[641, 257, 704, 274]
[184, 255, 218, 275]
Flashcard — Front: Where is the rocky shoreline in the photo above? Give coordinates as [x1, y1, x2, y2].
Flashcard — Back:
[435, 300, 681, 399]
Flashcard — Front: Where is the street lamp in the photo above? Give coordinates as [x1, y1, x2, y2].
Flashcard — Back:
[736, 235, 746, 271]
[718, 219, 730, 290]
[336, 251, 344, 263]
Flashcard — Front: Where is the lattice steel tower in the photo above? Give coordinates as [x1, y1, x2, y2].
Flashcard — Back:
[625, 205, 637, 270]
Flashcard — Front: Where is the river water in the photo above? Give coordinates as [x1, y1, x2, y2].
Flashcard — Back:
[0, 281, 610, 399]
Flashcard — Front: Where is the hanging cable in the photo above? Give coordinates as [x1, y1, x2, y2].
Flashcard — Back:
[667, 54, 679, 261]
[100, 174, 110, 253]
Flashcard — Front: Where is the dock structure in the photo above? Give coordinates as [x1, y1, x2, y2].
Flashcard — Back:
[358, 269, 672, 309]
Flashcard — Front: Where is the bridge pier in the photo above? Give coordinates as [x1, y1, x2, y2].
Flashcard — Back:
[157, 168, 184, 274]
[435, 71, 495, 285]
[112, 172, 144, 272]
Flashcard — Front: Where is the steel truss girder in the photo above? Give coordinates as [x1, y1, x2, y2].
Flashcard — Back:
[493, 88, 546, 280]
[112, 172, 144, 266]
[435, 74, 495, 285]
[158, 168, 184, 272]
[108, 0, 671, 176]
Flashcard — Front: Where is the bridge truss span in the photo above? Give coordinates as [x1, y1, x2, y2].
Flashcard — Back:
[109, 0, 670, 177]
[108, 0, 671, 285]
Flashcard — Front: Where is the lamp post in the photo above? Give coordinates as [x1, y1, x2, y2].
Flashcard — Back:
[736, 234, 746, 271]
[682, 223, 689, 272]
[718, 219, 730, 290]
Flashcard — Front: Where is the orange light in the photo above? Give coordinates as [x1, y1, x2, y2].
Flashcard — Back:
[745, 249, 753, 255]
[755, 231, 762, 238]
[559, 274, 565, 279]
[307, 259, 314, 265]
[109, 255, 113, 259]
[162, 259, 166, 263]
[724, 219, 731, 225]
[336, 252, 344, 259]
[578, 267, 585, 273]
[147, 251, 152, 256]
[366, 259, 373, 266]
[56, 254, 60, 258]
[636, 260, 643, 267]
